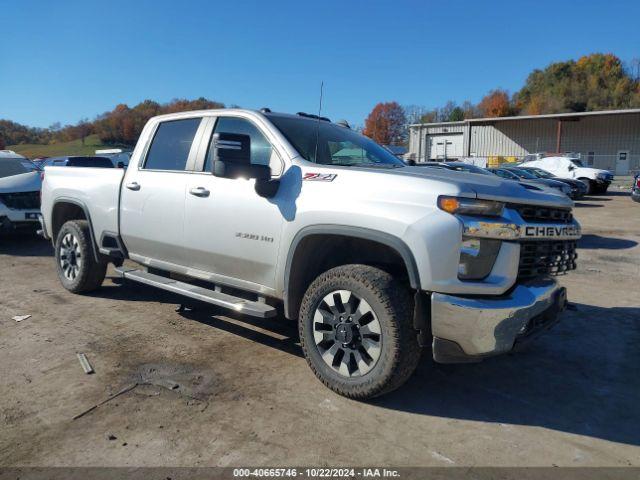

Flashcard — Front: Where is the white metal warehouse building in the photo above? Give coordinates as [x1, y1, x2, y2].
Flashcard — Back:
[407, 108, 640, 175]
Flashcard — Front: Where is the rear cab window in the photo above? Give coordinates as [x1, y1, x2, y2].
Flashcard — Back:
[143, 118, 202, 171]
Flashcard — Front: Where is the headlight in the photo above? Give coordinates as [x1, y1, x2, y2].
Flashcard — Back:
[438, 196, 504, 216]
[458, 237, 502, 280]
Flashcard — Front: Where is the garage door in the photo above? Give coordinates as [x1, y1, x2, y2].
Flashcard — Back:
[428, 134, 463, 160]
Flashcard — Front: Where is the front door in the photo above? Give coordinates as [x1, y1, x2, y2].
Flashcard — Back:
[120, 117, 203, 267]
[616, 151, 630, 175]
[182, 116, 285, 292]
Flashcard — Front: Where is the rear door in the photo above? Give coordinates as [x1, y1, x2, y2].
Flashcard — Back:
[182, 115, 285, 293]
[120, 117, 205, 268]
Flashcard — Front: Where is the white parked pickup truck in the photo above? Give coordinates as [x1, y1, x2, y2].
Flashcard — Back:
[40, 109, 582, 398]
[521, 156, 614, 194]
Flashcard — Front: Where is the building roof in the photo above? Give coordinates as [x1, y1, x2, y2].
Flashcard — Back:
[409, 108, 640, 128]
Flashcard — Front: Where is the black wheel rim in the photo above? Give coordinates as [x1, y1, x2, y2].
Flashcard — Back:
[312, 289, 382, 377]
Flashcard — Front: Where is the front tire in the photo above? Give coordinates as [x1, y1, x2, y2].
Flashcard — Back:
[55, 220, 107, 293]
[594, 184, 609, 194]
[299, 265, 422, 399]
[579, 178, 595, 195]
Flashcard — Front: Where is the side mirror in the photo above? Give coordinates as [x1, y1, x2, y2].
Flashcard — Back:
[212, 132, 271, 180]
[117, 161, 126, 169]
[568, 165, 576, 171]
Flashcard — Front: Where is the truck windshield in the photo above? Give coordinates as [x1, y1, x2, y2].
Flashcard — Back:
[267, 116, 404, 167]
[0, 158, 30, 178]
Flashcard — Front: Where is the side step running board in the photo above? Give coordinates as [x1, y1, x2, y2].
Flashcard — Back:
[114, 267, 277, 318]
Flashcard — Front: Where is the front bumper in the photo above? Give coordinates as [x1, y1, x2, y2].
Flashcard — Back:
[0, 213, 40, 233]
[431, 278, 566, 363]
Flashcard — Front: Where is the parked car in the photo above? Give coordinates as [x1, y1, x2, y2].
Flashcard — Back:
[489, 167, 572, 197]
[32, 157, 49, 169]
[632, 172, 640, 203]
[516, 166, 587, 199]
[96, 149, 133, 168]
[415, 161, 495, 176]
[0, 151, 42, 233]
[40, 109, 581, 399]
[521, 156, 613, 194]
[42, 156, 115, 168]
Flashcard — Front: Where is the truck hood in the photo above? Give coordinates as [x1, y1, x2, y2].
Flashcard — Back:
[0, 171, 42, 193]
[576, 167, 613, 178]
[384, 166, 573, 208]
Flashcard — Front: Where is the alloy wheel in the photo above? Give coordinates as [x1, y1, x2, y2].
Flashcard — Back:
[312, 290, 382, 377]
[59, 233, 82, 280]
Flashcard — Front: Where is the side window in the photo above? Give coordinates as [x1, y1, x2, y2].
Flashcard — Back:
[204, 117, 273, 172]
[143, 118, 201, 171]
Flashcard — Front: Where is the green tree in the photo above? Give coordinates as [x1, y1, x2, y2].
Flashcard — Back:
[448, 107, 465, 121]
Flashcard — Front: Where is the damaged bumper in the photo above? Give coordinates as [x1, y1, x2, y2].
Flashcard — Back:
[431, 278, 566, 363]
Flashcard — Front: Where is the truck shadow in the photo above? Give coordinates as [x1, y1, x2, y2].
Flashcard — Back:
[578, 234, 638, 250]
[93, 279, 640, 446]
[374, 303, 640, 447]
[96, 276, 303, 358]
[0, 233, 53, 257]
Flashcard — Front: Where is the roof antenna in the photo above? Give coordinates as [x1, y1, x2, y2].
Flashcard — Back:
[313, 81, 324, 163]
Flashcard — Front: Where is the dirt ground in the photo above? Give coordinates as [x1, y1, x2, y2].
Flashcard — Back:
[1, 190, 639, 467]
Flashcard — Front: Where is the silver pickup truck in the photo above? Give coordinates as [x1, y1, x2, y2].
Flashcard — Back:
[40, 108, 581, 399]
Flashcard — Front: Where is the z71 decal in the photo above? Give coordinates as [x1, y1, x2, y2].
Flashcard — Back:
[303, 173, 337, 182]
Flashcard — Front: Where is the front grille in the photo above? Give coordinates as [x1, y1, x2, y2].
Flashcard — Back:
[513, 204, 573, 224]
[518, 240, 577, 279]
[0, 191, 40, 210]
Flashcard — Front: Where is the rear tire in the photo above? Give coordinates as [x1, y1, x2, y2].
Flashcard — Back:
[299, 264, 422, 399]
[55, 220, 107, 293]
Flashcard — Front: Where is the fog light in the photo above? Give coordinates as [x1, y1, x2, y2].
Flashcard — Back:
[458, 237, 502, 280]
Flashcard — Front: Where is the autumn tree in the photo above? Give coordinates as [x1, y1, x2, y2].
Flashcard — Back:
[515, 54, 640, 114]
[0, 135, 5, 150]
[363, 101, 407, 145]
[418, 109, 439, 123]
[477, 89, 513, 118]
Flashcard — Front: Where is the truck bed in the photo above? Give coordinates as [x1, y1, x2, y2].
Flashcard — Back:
[41, 166, 125, 242]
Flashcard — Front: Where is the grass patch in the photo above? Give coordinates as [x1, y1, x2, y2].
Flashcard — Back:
[7, 135, 128, 158]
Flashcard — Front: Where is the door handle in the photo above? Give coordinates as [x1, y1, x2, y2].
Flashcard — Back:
[189, 186, 210, 197]
[125, 182, 141, 191]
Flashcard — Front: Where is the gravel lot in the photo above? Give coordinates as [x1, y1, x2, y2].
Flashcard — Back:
[1, 190, 639, 467]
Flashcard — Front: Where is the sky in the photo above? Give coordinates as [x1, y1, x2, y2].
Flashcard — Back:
[1, 0, 639, 129]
